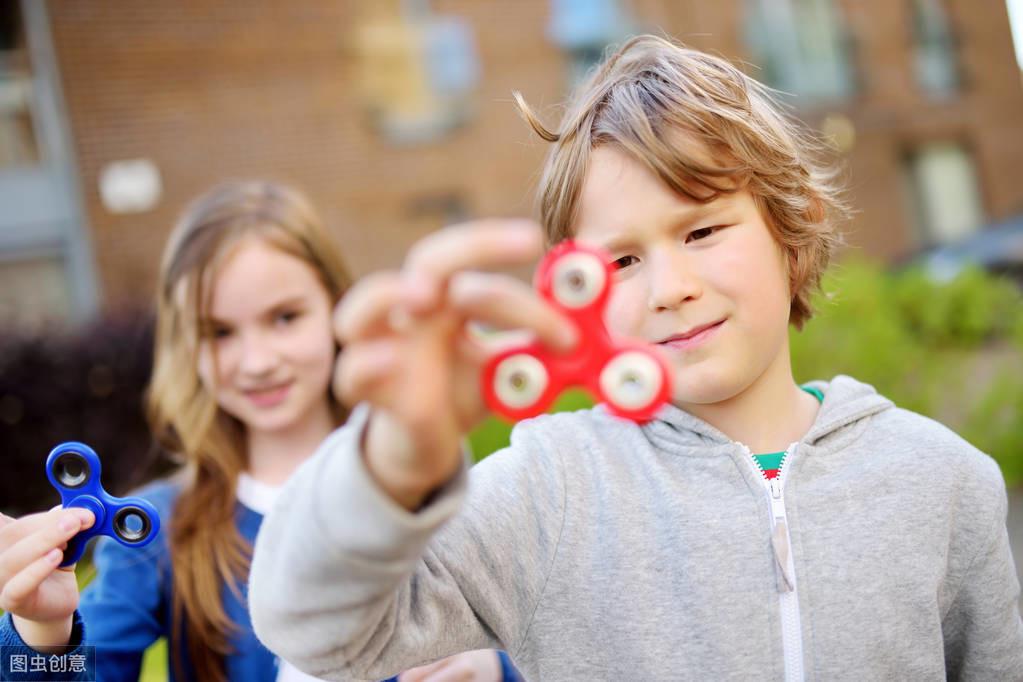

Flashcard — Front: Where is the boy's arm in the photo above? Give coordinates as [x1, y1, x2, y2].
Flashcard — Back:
[941, 462, 1023, 679]
[249, 405, 565, 681]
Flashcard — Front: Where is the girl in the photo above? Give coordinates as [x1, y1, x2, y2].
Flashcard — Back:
[0, 181, 517, 681]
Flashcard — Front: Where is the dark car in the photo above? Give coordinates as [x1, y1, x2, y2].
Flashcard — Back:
[905, 213, 1023, 287]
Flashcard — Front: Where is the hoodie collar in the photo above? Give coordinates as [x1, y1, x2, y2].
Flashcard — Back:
[799, 375, 894, 445]
[637, 374, 894, 452]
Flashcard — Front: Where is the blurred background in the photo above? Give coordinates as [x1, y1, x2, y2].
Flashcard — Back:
[1, 0, 1022, 630]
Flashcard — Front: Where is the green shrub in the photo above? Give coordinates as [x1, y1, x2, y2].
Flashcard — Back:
[791, 259, 1022, 485]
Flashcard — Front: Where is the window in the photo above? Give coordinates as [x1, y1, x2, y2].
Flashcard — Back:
[405, 191, 469, 239]
[905, 142, 984, 245]
[0, 1, 39, 168]
[744, 0, 856, 104]
[355, 1, 479, 144]
[548, 0, 632, 85]
[0, 253, 71, 330]
[910, 0, 958, 96]
[0, 1, 97, 328]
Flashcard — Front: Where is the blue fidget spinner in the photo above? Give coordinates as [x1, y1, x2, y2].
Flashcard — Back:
[46, 442, 161, 567]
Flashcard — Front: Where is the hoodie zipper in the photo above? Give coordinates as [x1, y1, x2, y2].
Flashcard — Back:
[740, 441, 805, 682]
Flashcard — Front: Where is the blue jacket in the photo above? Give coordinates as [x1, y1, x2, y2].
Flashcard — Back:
[1, 480, 518, 681]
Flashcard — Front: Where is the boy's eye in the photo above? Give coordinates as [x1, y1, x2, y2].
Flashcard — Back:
[613, 255, 638, 270]
[275, 310, 301, 325]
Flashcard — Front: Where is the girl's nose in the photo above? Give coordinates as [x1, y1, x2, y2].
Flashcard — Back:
[238, 331, 280, 377]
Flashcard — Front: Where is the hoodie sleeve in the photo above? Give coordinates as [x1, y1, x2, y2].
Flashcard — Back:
[940, 455, 1023, 680]
[248, 405, 565, 681]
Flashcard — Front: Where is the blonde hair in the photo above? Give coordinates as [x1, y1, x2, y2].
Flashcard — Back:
[516, 35, 848, 329]
[147, 180, 351, 682]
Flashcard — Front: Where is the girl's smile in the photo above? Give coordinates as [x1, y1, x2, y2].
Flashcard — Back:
[197, 236, 336, 437]
[243, 381, 294, 409]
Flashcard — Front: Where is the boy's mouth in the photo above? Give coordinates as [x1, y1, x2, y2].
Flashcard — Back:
[654, 321, 728, 349]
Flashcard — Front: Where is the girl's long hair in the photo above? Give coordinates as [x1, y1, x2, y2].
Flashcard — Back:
[146, 181, 351, 681]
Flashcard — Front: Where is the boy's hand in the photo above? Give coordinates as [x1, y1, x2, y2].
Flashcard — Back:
[0, 507, 94, 650]
[333, 220, 578, 510]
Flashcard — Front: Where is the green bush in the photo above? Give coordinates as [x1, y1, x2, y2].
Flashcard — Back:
[470, 259, 1023, 487]
[791, 259, 1022, 485]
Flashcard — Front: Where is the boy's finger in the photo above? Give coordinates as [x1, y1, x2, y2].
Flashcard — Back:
[0, 548, 64, 613]
[403, 220, 543, 310]
[448, 272, 578, 352]
[334, 271, 405, 343]
[334, 340, 401, 407]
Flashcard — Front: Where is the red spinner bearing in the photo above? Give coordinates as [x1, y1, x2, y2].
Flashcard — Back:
[481, 240, 673, 423]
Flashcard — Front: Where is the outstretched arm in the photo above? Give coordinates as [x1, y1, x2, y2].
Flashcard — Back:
[249, 406, 564, 681]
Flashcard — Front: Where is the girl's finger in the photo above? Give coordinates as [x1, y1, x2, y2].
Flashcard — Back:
[403, 220, 543, 312]
[0, 548, 64, 613]
[0, 508, 91, 553]
[420, 667, 474, 682]
[398, 657, 452, 682]
[334, 271, 406, 344]
[0, 512, 84, 584]
[0, 511, 52, 550]
[448, 272, 578, 352]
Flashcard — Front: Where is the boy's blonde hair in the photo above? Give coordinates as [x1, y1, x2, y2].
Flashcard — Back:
[516, 35, 847, 329]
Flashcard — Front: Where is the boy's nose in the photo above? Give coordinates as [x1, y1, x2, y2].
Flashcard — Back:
[647, 248, 702, 311]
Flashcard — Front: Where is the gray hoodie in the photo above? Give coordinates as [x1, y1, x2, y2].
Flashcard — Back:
[249, 375, 1023, 681]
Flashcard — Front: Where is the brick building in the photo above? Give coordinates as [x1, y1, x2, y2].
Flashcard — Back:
[1, 0, 1022, 327]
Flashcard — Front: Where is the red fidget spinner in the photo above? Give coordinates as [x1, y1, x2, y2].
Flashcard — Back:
[481, 240, 673, 423]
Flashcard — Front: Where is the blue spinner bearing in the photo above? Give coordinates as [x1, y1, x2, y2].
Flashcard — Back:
[46, 442, 161, 567]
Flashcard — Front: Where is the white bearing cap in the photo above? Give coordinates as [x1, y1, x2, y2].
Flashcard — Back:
[494, 353, 549, 409]
[551, 252, 606, 309]
[599, 351, 663, 411]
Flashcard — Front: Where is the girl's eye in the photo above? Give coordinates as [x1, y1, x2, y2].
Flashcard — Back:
[613, 255, 638, 270]
[275, 310, 301, 325]
[686, 226, 722, 243]
[212, 326, 232, 340]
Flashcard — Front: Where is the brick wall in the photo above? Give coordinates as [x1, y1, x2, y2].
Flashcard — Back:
[45, 0, 1023, 309]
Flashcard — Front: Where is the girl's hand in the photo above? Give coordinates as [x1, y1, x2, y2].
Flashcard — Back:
[0, 507, 95, 649]
[398, 649, 503, 682]
[333, 220, 577, 510]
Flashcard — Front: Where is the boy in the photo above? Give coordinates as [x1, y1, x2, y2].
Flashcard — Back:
[249, 36, 1023, 680]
